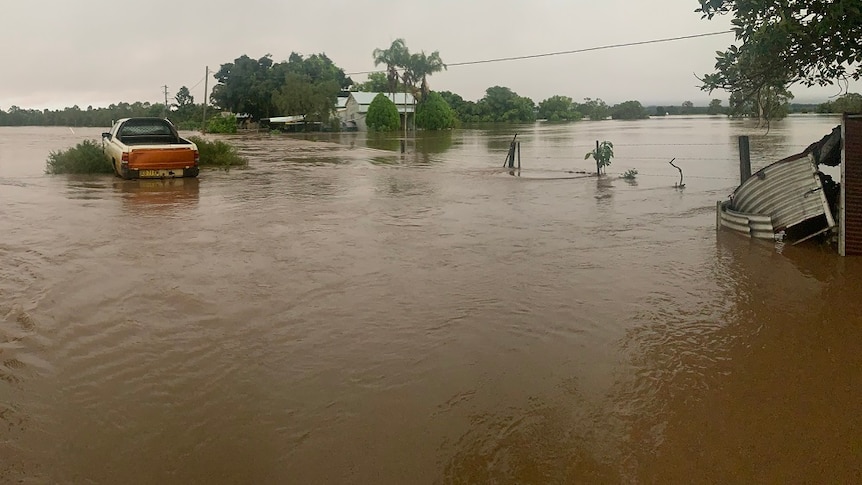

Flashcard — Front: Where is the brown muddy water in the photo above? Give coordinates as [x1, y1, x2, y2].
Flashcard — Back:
[1, 116, 861, 483]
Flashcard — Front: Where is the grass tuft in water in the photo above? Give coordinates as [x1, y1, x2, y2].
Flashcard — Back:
[45, 140, 113, 174]
[188, 136, 248, 170]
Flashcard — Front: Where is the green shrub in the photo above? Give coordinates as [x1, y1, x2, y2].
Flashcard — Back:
[207, 113, 238, 134]
[416, 92, 456, 130]
[622, 168, 638, 180]
[188, 136, 247, 170]
[45, 139, 113, 174]
[366, 94, 400, 132]
[585, 140, 614, 175]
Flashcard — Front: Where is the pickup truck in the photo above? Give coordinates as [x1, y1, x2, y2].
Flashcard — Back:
[101, 118, 199, 179]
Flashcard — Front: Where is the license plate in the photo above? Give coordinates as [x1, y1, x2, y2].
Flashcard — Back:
[139, 169, 181, 178]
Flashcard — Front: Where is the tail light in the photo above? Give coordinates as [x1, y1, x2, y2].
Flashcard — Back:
[193, 150, 199, 165]
[121, 152, 129, 164]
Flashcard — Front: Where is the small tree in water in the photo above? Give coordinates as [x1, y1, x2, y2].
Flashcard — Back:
[585, 141, 614, 176]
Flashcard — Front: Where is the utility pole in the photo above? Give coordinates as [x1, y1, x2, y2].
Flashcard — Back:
[162, 85, 169, 118]
[202, 66, 209, 134]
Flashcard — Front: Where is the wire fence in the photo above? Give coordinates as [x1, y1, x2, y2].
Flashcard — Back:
[486, 138, 825, 182]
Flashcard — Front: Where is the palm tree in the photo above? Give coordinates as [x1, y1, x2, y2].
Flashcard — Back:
[372, 39, 409, 96]
[408, 51, 446, 101]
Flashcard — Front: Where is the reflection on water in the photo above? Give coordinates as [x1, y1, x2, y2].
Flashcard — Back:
[623, 236, 862, 482]
[1, 117, 860, 483]
[355, 131, 455, 155]
[413, 131, 454, 154]
[485, 132, 520, 154]
[115, 177, 200, 212]
[366, 133, 402, 152]
[65, 176, 113, 200]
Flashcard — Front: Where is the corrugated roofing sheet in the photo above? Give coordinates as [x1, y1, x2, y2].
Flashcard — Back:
[717, 201, 775, 239]
[731, 154, 834, 232]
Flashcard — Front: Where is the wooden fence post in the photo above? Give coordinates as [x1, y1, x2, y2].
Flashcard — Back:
[739, 135, 752, 184]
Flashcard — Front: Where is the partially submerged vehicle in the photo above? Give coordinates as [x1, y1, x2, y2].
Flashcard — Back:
[102, 118, 199, 179]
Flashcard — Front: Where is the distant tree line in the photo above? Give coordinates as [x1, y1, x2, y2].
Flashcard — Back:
[0, 102, 171, 128]
[816, 93, 862, 114]
[5, 88, 857, 130]
[0, 92, 206, 129]
[2, 45, 858, 130]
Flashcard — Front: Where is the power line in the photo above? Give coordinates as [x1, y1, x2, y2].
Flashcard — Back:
[346, 30, 733, 75]
[188, 76, 206, 91]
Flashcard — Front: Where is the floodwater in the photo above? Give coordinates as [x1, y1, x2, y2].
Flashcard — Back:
[1, 116, 861, 483]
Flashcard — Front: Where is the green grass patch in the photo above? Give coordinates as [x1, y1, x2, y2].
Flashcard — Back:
[622, 168, 638, 180]
[45, 140, 113, 174]
[188, 136, 247, 170]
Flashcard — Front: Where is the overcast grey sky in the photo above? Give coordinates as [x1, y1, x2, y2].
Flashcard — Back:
[2, 0, 858, 110]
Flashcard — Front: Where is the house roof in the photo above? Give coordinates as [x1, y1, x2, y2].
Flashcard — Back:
[349, 92, 415, 110]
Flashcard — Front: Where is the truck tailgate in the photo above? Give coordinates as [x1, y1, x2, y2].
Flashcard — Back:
[128, 147, 197, 170]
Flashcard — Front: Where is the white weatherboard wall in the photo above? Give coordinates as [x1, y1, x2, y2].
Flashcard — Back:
[340, 92, 415, 131]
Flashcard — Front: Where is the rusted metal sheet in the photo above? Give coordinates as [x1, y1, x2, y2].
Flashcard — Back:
[842, 115, 862, 255]
[729, 154, 834, 239]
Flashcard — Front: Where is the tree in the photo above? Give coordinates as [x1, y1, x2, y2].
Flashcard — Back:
[680, 100, 695, 114]
[170, 86, 199, 125]
[357, 72, 391, 92]
[274, 73, 340, 126]
[698, 0, 862, 92]
[585, 141, 614, 176]
[538, 95, 581, 121]
[579, 98, 610, 121]
[480, 86, 536, 123]
[611, 100, 648, 120]
[373, 39, 409, 96]
[175, 86, 194, 108]
[406, 50, 446, 101]
[366, 94, 400, 131]
[439, 91, 493, 122]
[707, 98, 724, 115]
[286, 53, 352, 89]
[211, 54, 276, 119]
[415, 92, 456, 130]
[823, 92, 862, 113]
[211, 52, 351, 121]
[728, 84, 794, 123]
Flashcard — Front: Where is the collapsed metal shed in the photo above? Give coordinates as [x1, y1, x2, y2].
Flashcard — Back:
[718, 133, 839, 244]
